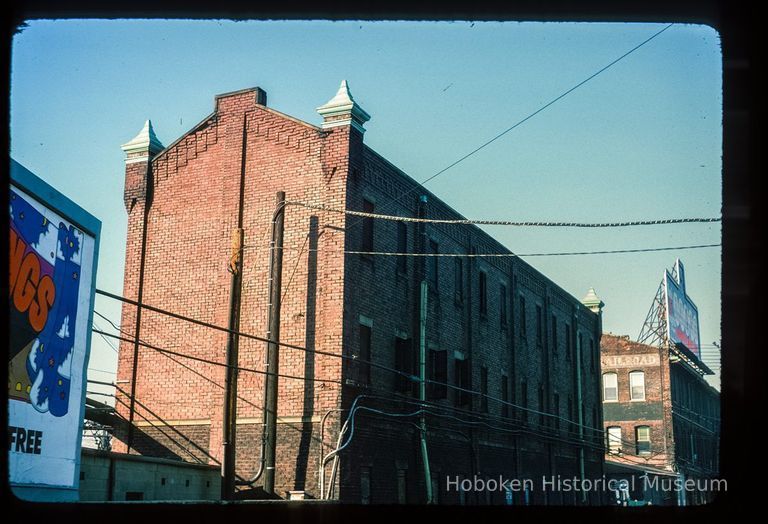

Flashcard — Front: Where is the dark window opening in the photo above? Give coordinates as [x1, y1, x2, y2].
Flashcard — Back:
[454, 258, 463, 304]
[455, 358, 470, 407]
[428, 348, 447, 399]
[396, 222, 407, 274]
[479, 271, 488, 317]
[362, 199, 374, 253]
[480, 366, 489, 412]
[500, 284, 508, 328]
[501, 374, 509, 417]
[427, 239, 439, 289]
[394, 337, 413, 393]
[536, 305, 543, 347]
[348, 323, 372, 386]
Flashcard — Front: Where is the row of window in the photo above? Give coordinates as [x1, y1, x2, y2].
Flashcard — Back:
[606, 425, 651, 455]
[602, 371, 646, 402]
[352, 319, 602, 436]
[361, 200, 596, 366]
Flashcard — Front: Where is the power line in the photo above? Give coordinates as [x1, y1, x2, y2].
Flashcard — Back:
[246, 242, 721, 258]
[91, 327, 343, 386]
[285, 200, 720, 228]
[93, 292, 696, 454]
[353, 23, 675, 220]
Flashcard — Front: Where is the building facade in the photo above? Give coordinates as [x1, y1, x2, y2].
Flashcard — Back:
[113, 82, 605, 504]
[600, 334, 720, 505]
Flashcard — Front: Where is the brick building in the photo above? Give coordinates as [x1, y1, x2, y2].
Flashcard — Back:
[113, 82, 605, 504]
[600, 334, 720, 505]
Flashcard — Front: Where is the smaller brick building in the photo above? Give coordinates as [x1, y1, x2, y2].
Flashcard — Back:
[600, 334, 720, 505]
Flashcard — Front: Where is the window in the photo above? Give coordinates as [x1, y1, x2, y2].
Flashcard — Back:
[538, 385, 545, 426]
[629, 371, 646, 401]
[500, 284, 508, 328]
[394, 337, 413, 393]
[636, 426, 651, 455]
[361, 466, 372, 504]
[501, 374, 509, 417]
[589, 339, 596, 372]
[479, 271, 488, 316]
[521, 381, 528, 422]
[602, 373, 618, 402]
[565, 324, 572, 361]
[428, 348, 447, 399]
[607, 426, 622, 454]
[350, 323, 372, 386]
[480, 366, 488, 412]
[397, 469, 408, 504]
[553, 393, 560, 430]
[551, 316, 558, 354]
[362, 199, 374, 252]
[454, 258, 463, 304]
[519, 296, 527, 337]
[396, 222, 407, 274]
[427, 239, 439, 289]
[455, 358, 470, 407]
[567, 396, 574, 431]
[535, 305, 543, 346]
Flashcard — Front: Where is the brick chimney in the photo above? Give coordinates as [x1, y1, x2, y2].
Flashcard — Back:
[121, 120, 164, 212]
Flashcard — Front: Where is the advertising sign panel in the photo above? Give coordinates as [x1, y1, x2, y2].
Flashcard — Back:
[664, 259, 701, 359]
[8, 160, 101, 501]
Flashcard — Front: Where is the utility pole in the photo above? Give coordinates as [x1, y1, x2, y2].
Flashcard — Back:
[264, 191, 286, 496]
[222, 227, 244, 500]
[221, 115, 249, 500]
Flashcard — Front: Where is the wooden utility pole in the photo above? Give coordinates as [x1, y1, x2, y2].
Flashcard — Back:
[264, 191, 286, 496]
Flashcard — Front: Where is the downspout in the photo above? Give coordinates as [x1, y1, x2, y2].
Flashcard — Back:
[575, 328, 587, 505]
[419, 279, 433, 504]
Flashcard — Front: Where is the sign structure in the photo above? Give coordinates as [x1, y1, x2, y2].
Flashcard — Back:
[8, 160, 101, 501]
[663, 259, 701, 359]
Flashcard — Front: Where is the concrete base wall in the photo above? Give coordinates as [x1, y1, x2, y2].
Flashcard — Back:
[79, 448, 221, 501]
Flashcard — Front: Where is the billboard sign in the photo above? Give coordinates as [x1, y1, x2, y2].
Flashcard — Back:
[8, 160, 101, 501]
[663, 259, 701, 359]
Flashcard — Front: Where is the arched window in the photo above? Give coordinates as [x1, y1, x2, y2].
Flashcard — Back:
[603, 372, 618, 402]
[629, 371, 646, 401]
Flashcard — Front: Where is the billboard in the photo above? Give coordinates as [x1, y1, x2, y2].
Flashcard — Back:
[8, 160, 101, 501]
[664, 259, 701, 359]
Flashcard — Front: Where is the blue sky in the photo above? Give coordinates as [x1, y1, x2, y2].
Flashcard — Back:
[10, 20, 722, 390]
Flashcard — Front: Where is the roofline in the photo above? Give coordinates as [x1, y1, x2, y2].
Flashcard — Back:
[363, 145, 600, 317]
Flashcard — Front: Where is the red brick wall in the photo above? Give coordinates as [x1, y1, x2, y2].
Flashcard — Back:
[114, 88, 349, 498]
[115, 86, 605, 503]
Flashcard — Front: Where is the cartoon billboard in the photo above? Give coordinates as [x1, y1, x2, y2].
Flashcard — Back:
[8, 159, 101, 501]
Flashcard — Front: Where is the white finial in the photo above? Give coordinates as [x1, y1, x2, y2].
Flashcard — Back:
[581, 288, 605, 314]
[121, 120, 164, 162]
[316, 80, 370, 133]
